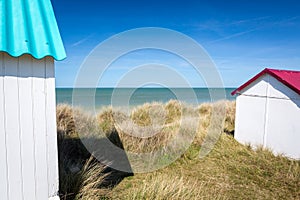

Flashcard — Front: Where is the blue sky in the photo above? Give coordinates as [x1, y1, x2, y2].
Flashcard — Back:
[51, 0, 300, 88]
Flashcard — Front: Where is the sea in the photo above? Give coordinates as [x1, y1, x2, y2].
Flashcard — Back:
[56, 88, 236, 110]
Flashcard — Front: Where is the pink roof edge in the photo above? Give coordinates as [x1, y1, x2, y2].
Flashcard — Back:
[231, 68, 300, 96]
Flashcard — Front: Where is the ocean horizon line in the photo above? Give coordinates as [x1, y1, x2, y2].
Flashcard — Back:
[56, 87, 237, 89]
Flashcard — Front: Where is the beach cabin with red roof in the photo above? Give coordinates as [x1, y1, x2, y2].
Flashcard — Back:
[232, 68, 300, 159]
[0, 0, 65, 199]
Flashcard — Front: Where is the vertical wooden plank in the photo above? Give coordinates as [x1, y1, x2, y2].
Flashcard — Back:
[32, 58, 49, 199]
[0, 53, 9, 199]
[4, 53, 24, 200]
[45, 57, 59, 198]
[18, 55, 36, 200]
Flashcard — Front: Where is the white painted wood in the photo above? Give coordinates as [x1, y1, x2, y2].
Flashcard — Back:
[240, 75, 269, 96]
[0, 52, 60, 199]
[45, 57, 59, 197]
[32, 58, 49, 200]
[240, 74, 300, 100]
[3, 53, 24, 200]
[235, 73, 300, 159]
[266, 85, 300, 159]
[18, 55, 36, 200]
[268, 75, 300, 100]
[0, 52, 9, 200]
[234, 94, 267, 146]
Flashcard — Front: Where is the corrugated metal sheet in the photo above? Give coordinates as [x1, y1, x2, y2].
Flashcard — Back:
[0, 0, 66, 61]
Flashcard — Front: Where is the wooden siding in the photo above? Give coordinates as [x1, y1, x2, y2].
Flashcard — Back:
[0, 52, 59, 199]
[235, 74, 300, 159]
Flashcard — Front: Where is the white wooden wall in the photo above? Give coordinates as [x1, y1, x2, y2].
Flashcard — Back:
[235, 74, 300, 159]
[0, 52, 59, 200]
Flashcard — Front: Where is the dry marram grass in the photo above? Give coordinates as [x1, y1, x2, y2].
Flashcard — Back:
[57, 100, 300, 200]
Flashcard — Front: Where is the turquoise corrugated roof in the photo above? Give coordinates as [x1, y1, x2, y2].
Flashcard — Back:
[0, 0, 66, 60]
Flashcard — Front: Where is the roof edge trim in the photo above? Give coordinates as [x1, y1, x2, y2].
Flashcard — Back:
[0, 50, 66, 61]
[231, 68, 300, 96]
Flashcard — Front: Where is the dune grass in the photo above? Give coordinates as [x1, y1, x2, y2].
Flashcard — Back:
[59, 156, 109, 200]
[57, 100, 300, 200]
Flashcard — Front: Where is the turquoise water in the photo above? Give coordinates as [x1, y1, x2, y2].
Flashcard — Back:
[56, 88, 236, 109]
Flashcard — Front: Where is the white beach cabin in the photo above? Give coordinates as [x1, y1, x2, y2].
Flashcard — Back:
[0, 0, 66, 199]
[232, 68, 300, 159]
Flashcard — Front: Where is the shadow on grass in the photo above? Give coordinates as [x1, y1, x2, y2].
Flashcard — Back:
[58, 129, 133, 200]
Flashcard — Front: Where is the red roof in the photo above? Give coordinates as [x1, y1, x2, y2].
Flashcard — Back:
[232, 68, 300, 95]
